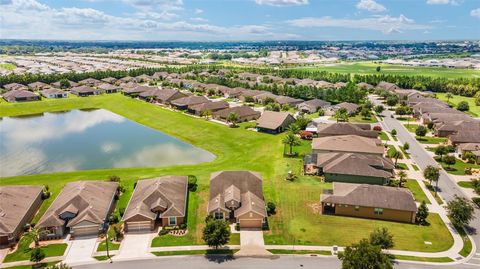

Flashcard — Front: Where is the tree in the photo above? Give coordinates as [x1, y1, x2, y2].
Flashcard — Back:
[386, 95, 398, 107]
[200, 109, 212, 120]
[25, 227, 46, 248]
[443, 155, 456, 170]
[395, 106, 407, 116]
[464, 152, 477, 164]
[415, 125, 427, 137]
[334, 108, 349, 122]
[202, 219, 230, 249]
[374, 105, 384, 114]
[226, 112, 239, 127]
[267, 202, 276, 216]
[369, 228, 394, 249]
[360, 107, 371, 119]
[287, 123, 301, 135]
[434, 145, 448, 160]
[423, 165, 440, 195]
[416, 201, 429, 225]
[389, 149, 401, 166]
[376, 66, 381, 72]
[30, 247, 45, 264]
[457, 101, 469, 112]
[403, 142, 409, 151]
[59, 79, 70, 89]
[338, 239, 392, 269]
[445, 92, 453, 104]
[282, 133, 301, 156]
[447, 195, 475, 227]
[391, 129, 397, 136]
[397, 171, 407, 187]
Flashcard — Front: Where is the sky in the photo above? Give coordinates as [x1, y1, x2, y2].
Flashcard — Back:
[0, 0, 479, 41]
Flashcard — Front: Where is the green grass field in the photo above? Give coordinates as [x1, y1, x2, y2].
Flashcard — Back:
[152, 249, 237, 256]
[3, 237, 67, 263]
[406, 179, 431, 204]
[267, 249, 331, 255]
[436, 93, 480, 117]
[0, 63, 16, 71]
[416, 136, 447, 144]
[437, 157, 480, 176]
[290, 62, 480, 79]
[0, 94, 453, 253]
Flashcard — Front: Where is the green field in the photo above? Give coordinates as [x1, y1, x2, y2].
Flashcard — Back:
[291, 62, 480, 79]
[406, 179, 431, 204]
[436, 93, 480, 117]
[0, 63, 16, 71]
[0, 94, 453, 253]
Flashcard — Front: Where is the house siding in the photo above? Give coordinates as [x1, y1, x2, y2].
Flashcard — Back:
[161, 216, 184, 227]
[327, 203, 415, 223]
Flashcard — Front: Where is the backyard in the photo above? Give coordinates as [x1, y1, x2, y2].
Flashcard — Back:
[436, 93, 480, 117]
[0, 94, 454, 253]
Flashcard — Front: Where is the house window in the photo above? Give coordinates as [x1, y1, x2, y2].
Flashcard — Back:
[354, 206, 360, 211]
[374, 208, 384, 215]
[214, 212, 224, 220]
[168, 216, 177, 226]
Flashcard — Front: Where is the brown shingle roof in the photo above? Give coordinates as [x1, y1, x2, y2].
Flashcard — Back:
[123, 176, 188, 222]
[312, 135, 384, 155]
[321, 183, 417, 212]
[315, 153, 394, 178]
[213, 106, 261, 119]
[317, 123, 378, 138]
[256, 111, 295, 130]
[170, 95, 209, 106]
[3, 90, 38, 99]
[189, 100, 229, 112]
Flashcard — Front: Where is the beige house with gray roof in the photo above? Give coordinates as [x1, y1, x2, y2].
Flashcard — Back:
[208, 171, 266, 229]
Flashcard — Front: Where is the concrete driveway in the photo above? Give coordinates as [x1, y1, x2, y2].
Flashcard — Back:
[236, 229, 271, 256]
[64, 237, 97, 264]
[114, 232, 155, 260]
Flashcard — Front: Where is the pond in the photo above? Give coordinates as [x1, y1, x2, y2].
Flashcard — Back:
[0, 109, 215, 177]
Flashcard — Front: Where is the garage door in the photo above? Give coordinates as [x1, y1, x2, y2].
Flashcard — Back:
[72, 226, 99, 237]
[239, 219, 262, 228]
[126, 221, 152, 232]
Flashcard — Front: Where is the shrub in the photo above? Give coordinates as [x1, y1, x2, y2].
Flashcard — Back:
[159, 229, 169, 236]
[267, 202, 276, 216]
[109, 175, 121, 182]
[415, 125, 427, 136]
[188, 175, 198, 191]
[457, 101, 469, 111]
[179, 223, 187, 230]
[119, 207, 125, 217]
[391, 129, 397, 136]
[472, 197, 480, 208]
[109, 214, 119, 224]
[427, 122, 434, 129]
[30, 247, 45, 263]
[300, 130, 313, 140]
[373, 125, 382, 131]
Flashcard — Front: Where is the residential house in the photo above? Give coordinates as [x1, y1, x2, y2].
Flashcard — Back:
[51, 80, 78, 89]
[123, 176, 188, 232]
[101, 77, 117, 84]
[376, 81, 401, 92]
[297, 99, 331, 114]
[275, 96, 304, 106]
[119, 76, 136, 84]
[434, 120, 480, 137]
[123, 85, 157, 96]
[3, 83, 27, 91]
[0, 186, 43, 246]
[320, 182, 417, 223]
[304, 153, 394, 185]
[135, 74, 152, 83]
[312, 135, 384, 156]
[449, 131, 480, 146]
[28, 82, 49, 91]
[316, 123, 378, 138]
[78, 78, 102, 87]
[154, 89, 188, 104]
[213, 106, 261, 122]
[254, 92, 278, 104]
[37, 181, 118, 239]
[238, 90, 264, 102]
[357, 82, 374, 90]
[170, 95, 209, 110]
[256, 111, 296, 134]
[71, 86, 101, 97]
[2, 90, 39, 102]
[333, 102, 360, 115]
[188, 101, 229, 116]
[457, 143, 480, 164]
[208, 171, 267, 228]
[41, 88, 68, 99]
[97, 83, 119, 94]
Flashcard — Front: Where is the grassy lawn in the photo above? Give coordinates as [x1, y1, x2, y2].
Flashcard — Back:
[3, 236, 67, 263]
[437, 158, 480, 176]
[152, 249, 237, 256]
[406, 179, 431, 204]
[436, 93, 480, 117]
[0, 63, 16, 71]
[2, 262, 59, 269]
[412, 164, 420, 171]
[267, 249, 332, 255]
[97, 240, 120, 252]
[392, 255, 453, 263]
[415, 136, 447, 144]
[458, 181, 474, 188]
[459, 229, 473, 257]
[0, 94, 453, 253]
[379, 131, 390, 141]
[404, 124, 420, 133]
[94, 255, 114, 261]
[151, 230, 240, 247]
[424, 181, 444, 205]
[396, 163, 408, 170]
[290, 62, 480, 79]
[387, 145, 404, 159]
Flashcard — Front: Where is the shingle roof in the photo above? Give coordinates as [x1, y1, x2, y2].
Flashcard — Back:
[315, 153, 394, 178]
[71, 86, 96, 94]
[213, 106, 261, 119]
[188, 100, 229, 112]
[312, 135, 384, 155]
[123, 176, 188, 222]
[256, 111, 294, 130]
[3, 90, 38, 99]
[297, 99, 331, 110]
[171, 95, 209, 106]
[321, 183, 417, 212]
[317, 123, 378, 138]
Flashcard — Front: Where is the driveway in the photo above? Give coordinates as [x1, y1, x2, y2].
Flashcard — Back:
[114, 232, 155, 260]
[64, 237, 97, 264]
[236, 229, 271, 256]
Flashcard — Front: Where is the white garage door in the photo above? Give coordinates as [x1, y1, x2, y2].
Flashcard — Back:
[127, 221, 151, 232]
[239, 219, 262, 228]
[72, 226, 99, 237]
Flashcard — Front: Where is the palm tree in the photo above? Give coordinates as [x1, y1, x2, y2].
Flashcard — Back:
[25, 227, 46, 248]
[226, 112, 239, 127]
[397, 171, 407, 187]
[282, 133, 301, 156]
[390, 150, 401, 166]
[287, 124, 300, 134]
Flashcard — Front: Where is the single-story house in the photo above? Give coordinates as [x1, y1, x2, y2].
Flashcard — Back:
[119, 76, 136, 83]
[297, 99, 331, 114]
[320, 182, 417, 223]
[457, 143, 480, 164]
[256, 111, 296, 134]
[188, 101, 229, 116]
[275, 96, 304, 106]
[97, 83, 119, 94]
[123, 176, 188, 232]
[170, 95, 209, 110]
[376, 81, 400, 92]
[3, 83, 27, 91]
[208, 171, 267, 228]
[238, 90, 264, 102]
[28, 82, 49, 91]
[2, 90, 39, 102]
[51, 80, 78, 89]
[37, 181, 118, 239]
[316, 123, 378, 138]
[123, 85, 157, 96]
[254, 92, 278, 104]
[78, 78, 102, 87]
[449, 131, 480, 146]
[135, 74, 152, 83]
[0, 186, 43, 246]
[333, 102, 360, 115]
[154, 89, 188, 104]
[71, 86, 101, 97]
[101, 77, 117, 84]
[213, 106, 261, 122]
[304, 152, 394, 185]
[41, 88, 68, 99]
[357, 82, 374, 90]
[152, 72, 169, 80]
[435, 120, 480, 137]
[312, 135, 384, 156]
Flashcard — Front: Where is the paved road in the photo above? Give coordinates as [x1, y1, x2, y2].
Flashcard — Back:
[72, 255, 480, 269]
[370, 95, 480, 267]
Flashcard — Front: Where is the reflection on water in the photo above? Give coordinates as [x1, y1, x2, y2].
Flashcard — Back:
[0, 109, 215, 177]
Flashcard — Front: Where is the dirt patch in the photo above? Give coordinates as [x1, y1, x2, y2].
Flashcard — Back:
[307, 202, 322, 214]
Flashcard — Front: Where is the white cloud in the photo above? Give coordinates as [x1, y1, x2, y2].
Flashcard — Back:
[124, 0, 183, 10]
[471, 8, 480, 18]
[356, 0, 386, 12]
[190, 17, 208, 22]
[194, 8, 203, 14]
[426, 0, 459, 5]
[288, 14, 431, 34]
[255, 0, 308, 7]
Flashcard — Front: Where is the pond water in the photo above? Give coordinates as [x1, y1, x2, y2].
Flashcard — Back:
[0, 109, 215, 177]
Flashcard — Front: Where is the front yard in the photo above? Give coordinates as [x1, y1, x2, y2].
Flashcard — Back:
[3, 236, 67, 263]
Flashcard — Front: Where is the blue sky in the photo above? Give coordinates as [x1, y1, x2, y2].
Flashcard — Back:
[1, 0, 479, 41]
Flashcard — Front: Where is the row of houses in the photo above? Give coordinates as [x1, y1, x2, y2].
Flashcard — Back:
[302, 122, 417, 223]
